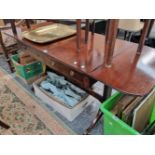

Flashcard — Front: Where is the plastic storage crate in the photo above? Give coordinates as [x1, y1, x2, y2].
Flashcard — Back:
[11, 54, 44, 80]
[100, 91, 155, 135]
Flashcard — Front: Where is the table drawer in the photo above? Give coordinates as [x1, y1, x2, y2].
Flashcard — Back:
[18, 42, 91, 88]
[44, 57, 90, 87]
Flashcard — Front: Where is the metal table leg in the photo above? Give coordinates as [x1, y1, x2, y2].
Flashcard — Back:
[84, 85, 112, 134]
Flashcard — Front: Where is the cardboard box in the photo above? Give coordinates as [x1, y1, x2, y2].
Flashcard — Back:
[33, 76, 93, 121]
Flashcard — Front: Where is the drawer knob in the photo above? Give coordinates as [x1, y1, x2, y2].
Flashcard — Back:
[70, 71, 75, 76]
[43, 50, 48, 53]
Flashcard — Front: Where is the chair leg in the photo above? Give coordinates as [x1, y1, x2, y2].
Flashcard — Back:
[25, 19, 31, 29]
[117, 29, 120, 37]
[85, 19, 89, 43]
[91, 20, 96, 35]
[128, 32, 132, 41]
[137, 20, 151, 54]
[10, 19, 17, 36]
[0, 31, 14, 73]
[104, 19, 119, 67]
[124, 31, 127, 40]
[76, 19, 81, 52]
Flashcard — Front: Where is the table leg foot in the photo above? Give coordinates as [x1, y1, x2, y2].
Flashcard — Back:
[0, 120, 10, 129]
[84, 85, 112, 135]
[84, 110, 103, 135]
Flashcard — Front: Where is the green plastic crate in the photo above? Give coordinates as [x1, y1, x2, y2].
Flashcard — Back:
[11, 54, 44, 80]
[100, 91, 155, 135]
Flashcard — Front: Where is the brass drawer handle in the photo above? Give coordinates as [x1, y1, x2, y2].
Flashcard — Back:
[70, 71, 75, 76]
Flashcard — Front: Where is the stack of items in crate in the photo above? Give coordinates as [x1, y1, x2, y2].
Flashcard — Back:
[19, 52, 36, 65]
[11, 51, 45, 84]
[110, 89, 155, 134]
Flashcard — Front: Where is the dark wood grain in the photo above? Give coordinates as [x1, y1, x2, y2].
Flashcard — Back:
[25, 19, 31, 29]
[5, 21, 155, 96]
[9, 19, 17, 36]
[91, 44, 155, 96]
[104, 19, 119, 67]
[85, 19, 89, 43]
[91, 20, 96, 35]
[76, 19, 81, 51]
[13, 30, 133, 73]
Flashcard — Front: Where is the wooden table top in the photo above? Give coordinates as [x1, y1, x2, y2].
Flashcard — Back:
[91, 44, 155, 96]
[17, 31, 132, 73]
[4, 22, 155, 96]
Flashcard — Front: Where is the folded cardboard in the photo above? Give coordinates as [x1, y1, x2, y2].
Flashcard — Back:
[132, 89, 155, 132]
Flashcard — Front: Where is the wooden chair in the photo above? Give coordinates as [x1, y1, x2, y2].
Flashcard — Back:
[118, 19, 144, 41]
[10, 19, 94, 53]
[0, 19, 25, 72]
[105, 19, 151, 66]
[147, 20, 155, 39]
[76, 19, 151, 66]
[1, 19, 58, 72]
[76, 19, 95, 51]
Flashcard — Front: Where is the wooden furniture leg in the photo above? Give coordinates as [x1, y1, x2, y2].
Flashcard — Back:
[25, 19, 31, 29]
[0, 31, 14, 72]
[85, 20, 117, 134]
[147, 19, 154, 38]
[137, 20, 151, 54]
[10, 19, 17, 36]
[85, 19, 89, 43]
[91, 20, 96, 35]
[84, 85, 112, 135]
[104, 19, 119, 67]
[103, 85, 112, 100]
[84, 110, 103, 134]
[0, 120, 10, 129]
[124, 31, 127, 40]
[128, 32, 132, 41]
[76, 19, 81, 52]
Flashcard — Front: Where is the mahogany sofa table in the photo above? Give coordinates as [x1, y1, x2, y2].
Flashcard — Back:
[4, 23, 155, 134]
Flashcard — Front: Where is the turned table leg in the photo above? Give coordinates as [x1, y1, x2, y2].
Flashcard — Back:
[76, 19, 81, 52]
[91, 20, 96, 35]
[137, 20, 151, 54]
[84, 20, 118, 134]
[104, 19, 119, 67]
[84, 85, 112, 135]
[85, 19, 89, 43]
